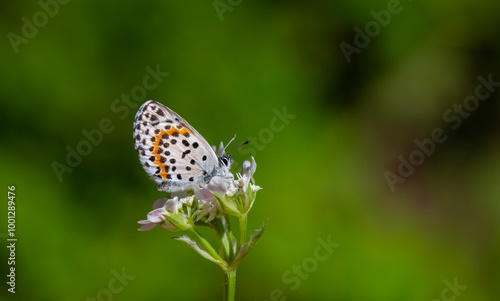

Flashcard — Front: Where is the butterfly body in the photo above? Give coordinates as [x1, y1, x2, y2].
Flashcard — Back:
[133, 100, 232, 192]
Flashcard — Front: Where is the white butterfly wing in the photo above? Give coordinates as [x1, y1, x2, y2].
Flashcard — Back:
[133, 100, 219, 192]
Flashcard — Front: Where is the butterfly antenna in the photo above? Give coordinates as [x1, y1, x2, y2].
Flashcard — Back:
[226, 140, 250, 154]
[223, 134, 237, 154]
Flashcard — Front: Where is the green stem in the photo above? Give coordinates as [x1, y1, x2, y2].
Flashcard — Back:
[213, 218, 230, 259]
[222, 215, 235, 260]
[190, 228, 226, 265]
[224, 269, 237, 301]
[239, 213, 248, 245]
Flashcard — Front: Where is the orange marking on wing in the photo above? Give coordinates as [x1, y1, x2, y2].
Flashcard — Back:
[152, 126, 193, 179]
[166, 127, 192, 136]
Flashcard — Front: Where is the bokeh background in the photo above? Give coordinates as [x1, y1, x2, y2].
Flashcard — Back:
[1, 1, 500, 300]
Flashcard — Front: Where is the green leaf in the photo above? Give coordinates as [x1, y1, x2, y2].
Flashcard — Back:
[173, 235, 227, 269]
[230, 217, 269, 269]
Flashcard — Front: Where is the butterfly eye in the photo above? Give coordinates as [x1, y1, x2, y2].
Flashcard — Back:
[219, 156, 230, 167]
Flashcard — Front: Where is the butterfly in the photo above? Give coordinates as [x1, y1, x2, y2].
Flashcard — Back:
[133, 100, 236, 192]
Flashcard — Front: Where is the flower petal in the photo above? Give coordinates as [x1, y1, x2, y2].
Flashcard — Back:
[178, 195, 195, 206]
[242, 157, 257, 178]
[165, 197, 180, 212]
[242, 160, 251, 174]
[137, 223, 157, 231]
[216, 141, 225, 157]
[152, 197, 168, 209]
[251, 184, 262, 192]
[195, 199, 220, 222]
[208, 176, 227, 194]
[147, 208, 167, 223]
[195, 187, 216, 202]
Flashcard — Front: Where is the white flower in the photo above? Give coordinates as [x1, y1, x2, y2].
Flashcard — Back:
[250, 184, 262, 192]
[226, 181, 238, 197]
[195, 198, 219, 222]
[137, 198, 178, 231]
[139, 150, 261, 228]
[179, 195, 195, 207]
[242, 157, 257, 179]
[235, 157, 257, 192]
[165, 197, 180, 213]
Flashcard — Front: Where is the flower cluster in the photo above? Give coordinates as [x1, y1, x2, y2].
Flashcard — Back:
[137, 141, 267, 301]
[138, 157, 260, 232]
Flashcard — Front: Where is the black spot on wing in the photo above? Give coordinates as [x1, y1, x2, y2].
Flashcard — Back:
[181, 149, 191, 159]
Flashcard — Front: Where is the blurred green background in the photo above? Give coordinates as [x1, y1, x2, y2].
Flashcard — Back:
[1, 0, 500, 300]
